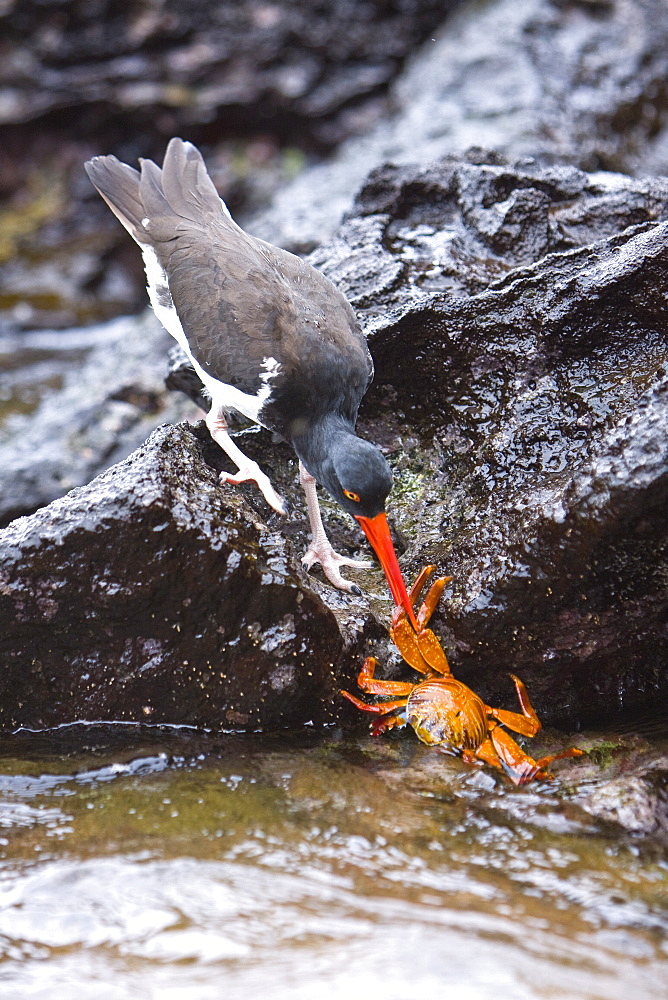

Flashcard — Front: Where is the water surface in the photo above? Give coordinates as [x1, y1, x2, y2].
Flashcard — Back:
[0, 724, 666, 999]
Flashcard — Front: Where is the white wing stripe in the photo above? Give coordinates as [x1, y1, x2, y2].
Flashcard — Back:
[141, 244, 281, 424]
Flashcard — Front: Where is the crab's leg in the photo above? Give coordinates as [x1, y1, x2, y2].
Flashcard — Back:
[533, 747, 584, 769]
[485, 723, 583, 785]
[394, 567, 452, 631]
[389, 622, 434, 675]
[416, 628, 452, 676]
[408, 564, 437, 605]
[340, 690, 409, 715]
[387, 567, 454, 675]
[487, 723, 550, 785]
[354, 656, 416, 696]
[460, 737, 504, 772]
[509, 673, 542, 726]
[372, 713, 408, 737]
[408, 570, 454, 675]
[389, 565, 433, 635]
[417, 576, 453, 629]
[357, 678, 416, 696]
[360, 681, 415, 698]
[488, 674, 542, 738]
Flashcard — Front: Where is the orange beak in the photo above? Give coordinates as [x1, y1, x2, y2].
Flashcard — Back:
[355, 512, 418, 630]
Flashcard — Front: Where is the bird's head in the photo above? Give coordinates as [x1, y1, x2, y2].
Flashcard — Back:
[326, 436, 392, 519]
[316, 435, 418, 629]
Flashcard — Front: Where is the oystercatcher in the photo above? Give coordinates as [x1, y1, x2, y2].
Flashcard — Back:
[85, 138, 416, 624]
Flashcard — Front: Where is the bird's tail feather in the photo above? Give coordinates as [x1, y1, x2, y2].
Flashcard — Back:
[85, 138, 232, 245]
[136, 156, 170, 229]
[160, 137, 226, 223]
[84, 156, 145, 239]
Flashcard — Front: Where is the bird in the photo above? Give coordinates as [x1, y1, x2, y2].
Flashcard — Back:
[85, 137, 417, 626]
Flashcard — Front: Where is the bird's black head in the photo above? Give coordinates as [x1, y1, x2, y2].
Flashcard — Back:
[297, 421, 418, 627]
[320, 435, 393, 519]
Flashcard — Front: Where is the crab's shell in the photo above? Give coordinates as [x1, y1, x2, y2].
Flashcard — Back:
[406, 678, 489, 749]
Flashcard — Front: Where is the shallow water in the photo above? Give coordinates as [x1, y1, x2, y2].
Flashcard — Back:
[0, 724, 666, 1000]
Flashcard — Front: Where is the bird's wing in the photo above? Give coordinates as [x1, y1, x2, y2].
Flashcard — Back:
[164, 230, 304, 396]
[164, 227, 370, 405]
[86, 139, 372, 422]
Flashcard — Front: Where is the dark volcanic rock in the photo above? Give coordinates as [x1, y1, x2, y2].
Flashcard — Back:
[0, 421, 372, 733]
[576, 757, 668, 838]
[5, 152, 668, 730]
[254, 0, 668, 249]
[0, 0, 457, 143]
[310, 154, 668, 726]
[5, 0, 668, 329]
[0, 0, 459, 333]
[0, 312, 194, 526]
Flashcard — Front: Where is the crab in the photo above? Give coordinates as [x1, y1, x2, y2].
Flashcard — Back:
[341, 565, 583, 785]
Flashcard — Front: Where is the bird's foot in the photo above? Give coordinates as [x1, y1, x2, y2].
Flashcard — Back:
[302, 541, 372, 595]
[219, 465, 287, 515]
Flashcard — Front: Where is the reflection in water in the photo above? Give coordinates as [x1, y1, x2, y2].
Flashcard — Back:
[0, 725, 666, 999]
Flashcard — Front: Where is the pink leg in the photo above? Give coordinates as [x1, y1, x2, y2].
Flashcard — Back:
[355, 657, 416, 697]
[372, 714, 407, 736]
[299, 461, 371, 593]
[462, 737, 503, 771]
[206, 409, 286, 514]
[340, 690, 410, 715]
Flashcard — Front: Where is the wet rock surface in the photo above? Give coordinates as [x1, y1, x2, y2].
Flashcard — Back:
[3, 152, 668, 734]
[0, 421, 375, 732]
[253, 0, 668, 249]
[0, 0, 454, 143]
[5, 0, 668, 328]
[145, 153, 668, 731]
[319, 155, 668, 726]
[3, 19, 668, 997]
[0, 0, 458, 333]
[1, 1, 667, 772]
[0, 312, 193, 526]
[577, 761, 668, 838]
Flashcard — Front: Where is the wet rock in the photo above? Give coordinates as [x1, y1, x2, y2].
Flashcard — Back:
[0, 141, 149, 334]
[554, 729, 668, 839]
[578, 770, 668, 837]
[0, 312, 194, 526]
[0, 0, 458, 331]
[446, 727, 668, 842]
[253, 0, 668, 250]
[0, 0, 455, 141]
[0, 421, 372, 732]
[11, 151, 668, 729]
[6, 0, 668, 329]
[307, 154, 668, 725]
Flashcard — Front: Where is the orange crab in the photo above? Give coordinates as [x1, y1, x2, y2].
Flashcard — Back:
[342, 566, 583, 785]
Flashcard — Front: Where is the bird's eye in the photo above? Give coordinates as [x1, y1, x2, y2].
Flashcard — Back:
[343, 489, 361, 502]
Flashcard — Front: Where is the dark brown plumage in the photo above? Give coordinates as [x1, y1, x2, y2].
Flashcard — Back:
[85, 138, 415, 618]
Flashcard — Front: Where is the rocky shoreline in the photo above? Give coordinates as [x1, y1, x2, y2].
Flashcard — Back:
[1, 0, 667, 835]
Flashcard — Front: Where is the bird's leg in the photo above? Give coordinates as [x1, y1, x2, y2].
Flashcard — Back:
[206, 409, 287, 515]
[299, 461, 371, 594]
